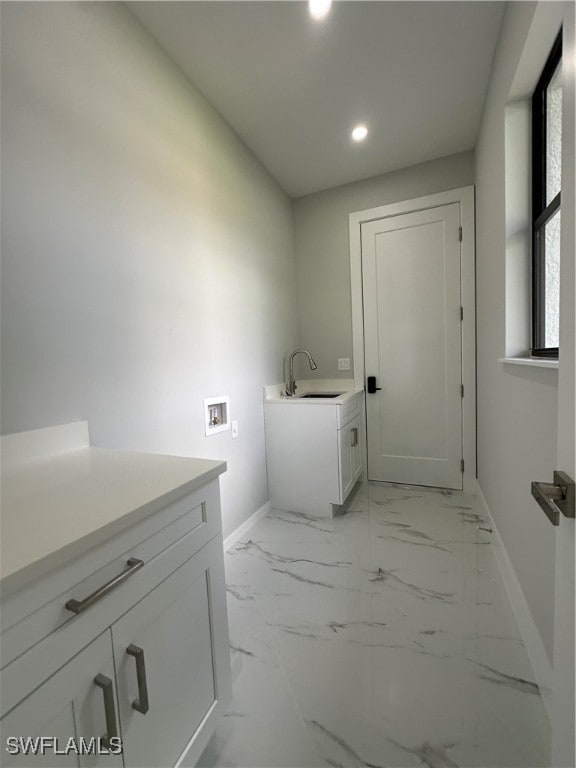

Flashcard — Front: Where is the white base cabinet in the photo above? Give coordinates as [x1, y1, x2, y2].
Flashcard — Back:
[264, 392, 363, 517]
[1, 473, 231, 768]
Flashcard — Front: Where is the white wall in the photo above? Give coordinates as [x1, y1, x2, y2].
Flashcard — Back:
[475, 1, 569, 663]
[292, 152, 474, 379]
[0, 2, 298, 538]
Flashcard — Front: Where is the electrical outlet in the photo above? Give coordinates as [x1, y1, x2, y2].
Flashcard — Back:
[232, 420, 239, 439]
[338, 358, 350, 371]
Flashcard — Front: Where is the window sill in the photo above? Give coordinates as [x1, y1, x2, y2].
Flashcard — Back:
[498, 357, 558, 370]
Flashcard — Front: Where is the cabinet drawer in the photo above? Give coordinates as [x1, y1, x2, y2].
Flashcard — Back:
[1, 481, 221, 670]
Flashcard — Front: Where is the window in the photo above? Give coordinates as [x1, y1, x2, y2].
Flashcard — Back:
[532, 31, 562, 357]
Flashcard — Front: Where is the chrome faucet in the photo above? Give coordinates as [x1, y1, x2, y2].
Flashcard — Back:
[286, 349, 318, 396]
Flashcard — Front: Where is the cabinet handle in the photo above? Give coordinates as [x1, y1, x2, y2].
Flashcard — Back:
[351, 427, 358, 447]
[66, 558, 144, 614]
[94, 673, 119, 747]
[127, 644, 150, 714]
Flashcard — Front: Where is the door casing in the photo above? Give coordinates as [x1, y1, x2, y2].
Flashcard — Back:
[349, 185, 476, 494]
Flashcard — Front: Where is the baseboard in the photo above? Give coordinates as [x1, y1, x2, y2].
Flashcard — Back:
[223, 500, 271, 552]
[476, 483, 553, 722]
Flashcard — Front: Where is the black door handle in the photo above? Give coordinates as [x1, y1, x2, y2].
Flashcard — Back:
[367, 376, 382, 394]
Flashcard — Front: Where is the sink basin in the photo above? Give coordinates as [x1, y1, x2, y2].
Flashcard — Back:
[297, 393, 344, 399]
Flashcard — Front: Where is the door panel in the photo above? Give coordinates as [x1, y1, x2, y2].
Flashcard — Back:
[362, 203, 462, 489]
[551, 8, 575, 764]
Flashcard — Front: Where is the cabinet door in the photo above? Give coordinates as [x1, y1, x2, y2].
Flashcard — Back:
[339, 415, 362, 502]
[112, 538, 230, 768]
[0, 633, 122, 768]
[349, 414, 362, 485]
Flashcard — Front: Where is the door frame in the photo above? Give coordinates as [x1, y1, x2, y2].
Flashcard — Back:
[349, 185, 476, 494]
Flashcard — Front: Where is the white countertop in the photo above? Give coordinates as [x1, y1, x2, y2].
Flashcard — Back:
[264, 379, 364, 405]
[1, 427, 226, 593]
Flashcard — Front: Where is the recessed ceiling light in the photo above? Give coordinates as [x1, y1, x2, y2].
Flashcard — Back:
[351, 124, 368, 142]
[308, 0, 332, 20]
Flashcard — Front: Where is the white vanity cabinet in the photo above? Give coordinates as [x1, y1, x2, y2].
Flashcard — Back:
[264, 390, 363, 517]
[0, 426, 231, 768]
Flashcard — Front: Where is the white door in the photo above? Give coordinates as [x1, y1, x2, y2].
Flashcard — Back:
[550, 7, 575, 764]
[362, 203, 463, 489]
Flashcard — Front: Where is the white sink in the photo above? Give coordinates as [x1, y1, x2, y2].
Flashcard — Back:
[296, 393, 344, 398]
[263, 379, 362, 405]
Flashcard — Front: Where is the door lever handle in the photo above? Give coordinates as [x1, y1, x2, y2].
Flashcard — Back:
[531, 471, 575, 526]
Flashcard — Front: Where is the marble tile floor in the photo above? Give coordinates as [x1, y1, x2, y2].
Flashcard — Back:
[199, 482, 550, 768]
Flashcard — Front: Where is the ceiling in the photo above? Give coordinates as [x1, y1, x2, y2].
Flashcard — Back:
[128, 1, 506, 198]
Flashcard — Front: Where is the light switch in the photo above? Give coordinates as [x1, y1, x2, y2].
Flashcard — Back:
[338, 358, 350, 371]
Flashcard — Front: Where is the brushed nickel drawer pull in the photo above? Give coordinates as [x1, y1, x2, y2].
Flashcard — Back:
[66, 558, 144, 614]
[93, 673, 119, 747]
[351, 427, 358, 447]
[127, 644, 150, 714]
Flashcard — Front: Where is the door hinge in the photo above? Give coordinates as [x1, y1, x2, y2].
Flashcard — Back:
[461, 384, 464, 398]
[461, 459, 465, 473]
[460, 306, 464, 322]
[458, 226, 463, 242]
